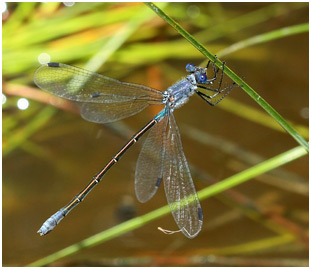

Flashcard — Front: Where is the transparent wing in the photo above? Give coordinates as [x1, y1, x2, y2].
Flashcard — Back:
[163, 112, 203, 238]
[135, 113, 168, 202]
[34, 63, 163, 123]
[80, 101, 150, 124]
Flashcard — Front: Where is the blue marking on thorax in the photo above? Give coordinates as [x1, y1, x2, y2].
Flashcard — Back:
[168, 78, 192, 97]
[167, 77, 196, 109]
[155, 109, 166, 121]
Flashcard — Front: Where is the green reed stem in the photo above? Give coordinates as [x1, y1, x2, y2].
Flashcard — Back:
[26, 145, 307, 267]
[145, 2, 308, 152]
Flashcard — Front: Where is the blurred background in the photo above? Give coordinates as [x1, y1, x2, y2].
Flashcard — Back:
[2, 2, 308, 266]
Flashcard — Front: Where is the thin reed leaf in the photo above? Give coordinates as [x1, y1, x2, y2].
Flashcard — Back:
[2, 107, 57, 156]
[212, 233, 295, 256]
[3, 3, 307, 266]
[218, 23, 309, 57]
[145, 2, 309, 152]
[217, 97, 309, 139]
[26, 145, 306, 266]
[84, 3, 168, 72]
[194, 2, 307, 43]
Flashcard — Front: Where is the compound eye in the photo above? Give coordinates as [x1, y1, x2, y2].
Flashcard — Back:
[198, 73, 207, 83]
[186, 63, 196, 73]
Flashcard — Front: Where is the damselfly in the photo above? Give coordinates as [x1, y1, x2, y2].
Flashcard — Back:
[34, 59, 236, 238]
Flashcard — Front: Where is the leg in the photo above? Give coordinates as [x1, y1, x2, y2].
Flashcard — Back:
[206, 55, 218, 69]
[201, 60, 226, 88]
[197, 79, 232, 98]
[205, 55, 219, 84]
[196, 82, 238, 106]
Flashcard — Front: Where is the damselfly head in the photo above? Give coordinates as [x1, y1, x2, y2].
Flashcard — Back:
[186, 63, 209, 84]
[186, 64, 208, 84]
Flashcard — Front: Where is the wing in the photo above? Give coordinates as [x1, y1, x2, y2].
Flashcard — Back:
[34, 63, 163, 123]
[163, 112, 203, 238]
[80, 101, 150, 124]
[135, 113, 168, 202]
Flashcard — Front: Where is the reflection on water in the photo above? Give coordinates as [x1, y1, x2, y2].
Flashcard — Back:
[3, 2, 308, 266]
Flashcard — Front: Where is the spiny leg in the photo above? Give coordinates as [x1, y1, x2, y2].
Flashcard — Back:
[205, 56, 221, 85]
[199, 60, 226, 92]
[196, 82, 237, 106]
[196, 57, 240, 106]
